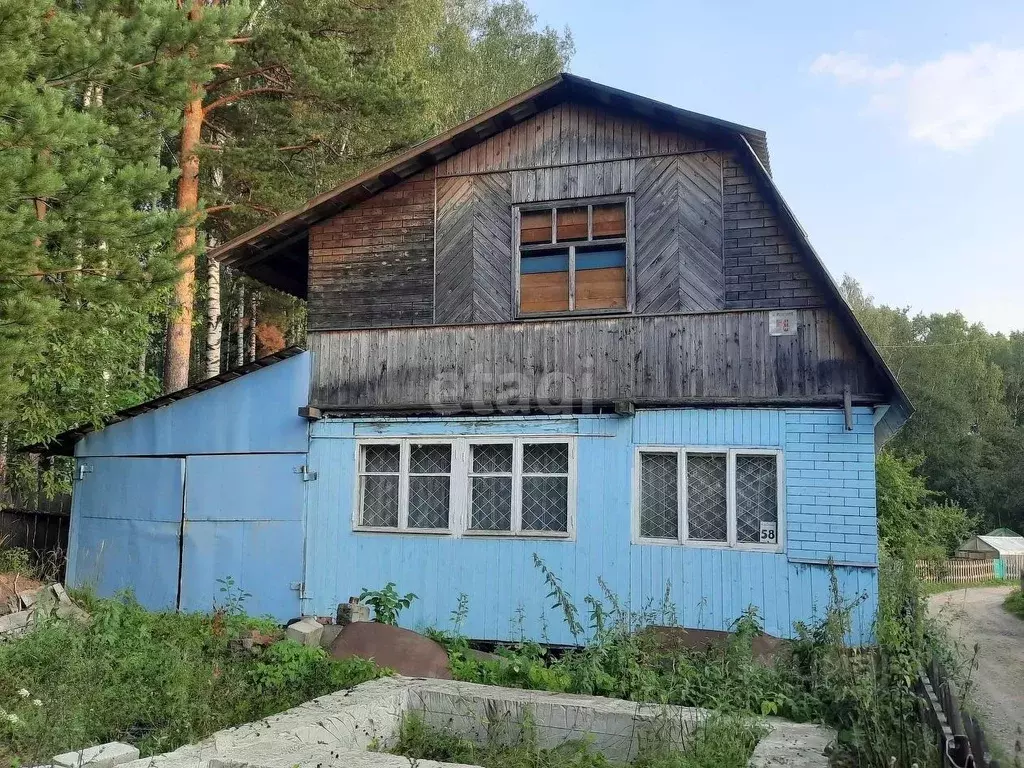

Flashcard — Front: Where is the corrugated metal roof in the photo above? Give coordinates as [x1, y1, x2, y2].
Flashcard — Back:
[977, 535, 1024, 554]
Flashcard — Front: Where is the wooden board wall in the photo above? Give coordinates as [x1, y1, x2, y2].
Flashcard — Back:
[309, 309, 881, 410]
[305, 103, 829, 333]
[435, 174, 514, 324]
[435, 103, 710, 177]
[308, 171, 434, 330]
[635, 153, 725, 314]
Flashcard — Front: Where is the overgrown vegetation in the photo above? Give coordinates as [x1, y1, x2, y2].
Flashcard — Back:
[389, 711, 764, 768]
[426, 556, 939, 768]
[359, 582, 417, 625]
[1004, 588, 1024, 620]
[0, 592, 384, 764]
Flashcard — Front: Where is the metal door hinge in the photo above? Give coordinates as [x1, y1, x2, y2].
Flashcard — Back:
[294, 465, 317, 482]
[77, 463, 93, 482]
[289, 581, 304, 592]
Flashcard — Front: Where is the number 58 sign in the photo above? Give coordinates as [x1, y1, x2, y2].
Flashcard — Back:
[759, 521, 777, 544]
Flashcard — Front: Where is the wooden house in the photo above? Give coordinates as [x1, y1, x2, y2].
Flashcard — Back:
[44, 75, 909, 642]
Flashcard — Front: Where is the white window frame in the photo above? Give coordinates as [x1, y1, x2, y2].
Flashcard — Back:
[512, 194, 636, 318]
[352, 437, 576, 540]
[353, 438, 455, 534]
[631, 447, 784, 552]
[464, 436, 576, 539]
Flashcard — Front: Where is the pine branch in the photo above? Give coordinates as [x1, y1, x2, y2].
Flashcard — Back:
[202, 87, 292, 114]
[204, 202, 277, 216]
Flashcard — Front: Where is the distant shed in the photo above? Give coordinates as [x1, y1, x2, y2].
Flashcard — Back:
[955, 531, 1024, 560]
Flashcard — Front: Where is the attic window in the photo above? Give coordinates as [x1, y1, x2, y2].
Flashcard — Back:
[515, 197, 633, 316]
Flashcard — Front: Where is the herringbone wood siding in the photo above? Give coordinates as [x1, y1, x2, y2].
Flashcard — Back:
[435, 174, 513, 324]
[635, 153, 725, 314]
[436, 103, 710, 177]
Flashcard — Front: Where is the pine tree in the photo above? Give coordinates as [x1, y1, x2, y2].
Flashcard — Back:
[0, 0, 206, 487]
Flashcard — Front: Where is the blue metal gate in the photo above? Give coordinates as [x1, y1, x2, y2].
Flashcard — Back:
[178, 454, 305, 621]
[68, 457, 184, 610]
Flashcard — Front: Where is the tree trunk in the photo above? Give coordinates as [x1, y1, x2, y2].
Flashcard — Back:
[163, 0, 205, 393]
[205, 251, 222, 378]
[235, 281, 246, 368]
[246, 289, 258, 362]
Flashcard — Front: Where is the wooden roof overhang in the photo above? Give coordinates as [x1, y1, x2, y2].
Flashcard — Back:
[209, 73, 770, 299]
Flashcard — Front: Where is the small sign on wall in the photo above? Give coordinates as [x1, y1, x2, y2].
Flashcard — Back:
[769, 310, 798, 336]
[759, 521, 777, 544]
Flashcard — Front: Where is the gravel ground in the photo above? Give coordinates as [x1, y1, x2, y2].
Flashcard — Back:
[928, 586, 1024, 764]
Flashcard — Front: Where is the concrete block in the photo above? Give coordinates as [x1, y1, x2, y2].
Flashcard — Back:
[320, 623, 343, 650]
[284, 618, 323, 648]
[53, 742, 140, 768]
[0, 610, 32, 636]
[749, 720, 836, 768]
[18, 587, 44, 609]
[337, 600, 371, 625]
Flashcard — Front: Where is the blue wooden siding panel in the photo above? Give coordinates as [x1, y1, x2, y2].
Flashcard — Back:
[67, 457, 184, 610]
[74, 352, 310, 458]
[304, 408, 879, 644]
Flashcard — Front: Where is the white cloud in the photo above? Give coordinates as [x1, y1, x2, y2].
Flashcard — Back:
[811, 44, 1024, 150]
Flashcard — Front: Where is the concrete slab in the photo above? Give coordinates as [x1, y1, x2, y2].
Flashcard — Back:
[115, 676, 833, 768]
[748, 720, 837, 767]
[53, 742, 140, 768]
[409, 679, 704, 761]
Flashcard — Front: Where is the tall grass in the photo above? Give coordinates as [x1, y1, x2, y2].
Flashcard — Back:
[0, 592, 382, 764]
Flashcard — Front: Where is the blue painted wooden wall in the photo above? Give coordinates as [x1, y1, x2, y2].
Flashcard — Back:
[303, 407, 879, 643]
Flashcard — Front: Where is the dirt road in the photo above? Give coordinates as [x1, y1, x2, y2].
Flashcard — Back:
[928, 586, 1023, 764]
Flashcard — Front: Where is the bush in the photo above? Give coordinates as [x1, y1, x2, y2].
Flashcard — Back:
[1004, 588, 1024, 620]
[0, 593, 385, 764]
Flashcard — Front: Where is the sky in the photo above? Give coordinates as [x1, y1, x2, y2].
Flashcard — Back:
[528, 0, 1024, 334]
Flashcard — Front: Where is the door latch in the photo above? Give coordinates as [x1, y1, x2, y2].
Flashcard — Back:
[294, 465, 317, 482]
[77, 463, 93, 482]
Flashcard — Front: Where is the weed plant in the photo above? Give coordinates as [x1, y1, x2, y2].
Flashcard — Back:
[390, 711, 763, 768]
[0, 592, 383, 764]
[428, 554, 939, 768]
[1003, 588, 1024, 620]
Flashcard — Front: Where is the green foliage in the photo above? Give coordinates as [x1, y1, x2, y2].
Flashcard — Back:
[843, 275, 1024, 535]
[390, 711, 762, 768]
[0, 546, 33, 576]
[428, 557, 943, 768]
[359, 582, 417, 625]
[1003, 589, 1024, 620]
[876, 452, 975, 559]
[0, 593, 384, 764]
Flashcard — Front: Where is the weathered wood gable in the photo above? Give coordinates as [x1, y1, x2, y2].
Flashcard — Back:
[308, 101, 825, 331]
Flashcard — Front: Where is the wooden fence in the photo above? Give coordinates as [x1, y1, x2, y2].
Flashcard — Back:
[0, 495, 71, 581]
[918, 655, 1001, 767]
[917, 556, 1024, 583]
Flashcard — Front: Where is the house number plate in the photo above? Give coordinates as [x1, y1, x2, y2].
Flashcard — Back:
[768, 310, 798, 336]
[759, 521, 777, 544]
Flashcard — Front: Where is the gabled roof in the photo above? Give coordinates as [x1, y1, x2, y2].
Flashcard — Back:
[24, 346, 305, 457]
[209, 73, 770, 297]
[208, 74, 912, 437]
[977, 535, 1024, 554]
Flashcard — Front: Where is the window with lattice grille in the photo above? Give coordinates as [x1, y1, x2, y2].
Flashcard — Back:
[358, 442, 453, 531]
[635, 448, 782, 549]
[355, 438, 574, 538]
[469, 440, 571, 535]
